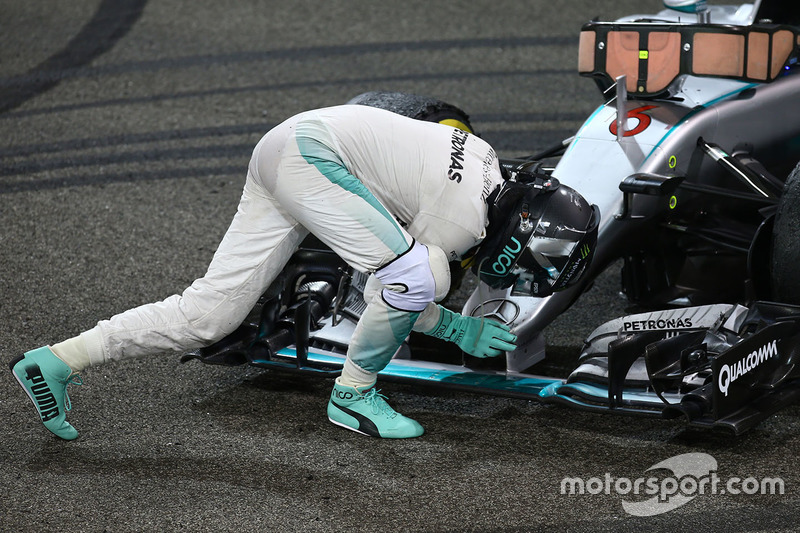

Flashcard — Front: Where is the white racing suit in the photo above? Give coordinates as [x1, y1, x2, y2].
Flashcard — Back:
[81, 105, 504, 376]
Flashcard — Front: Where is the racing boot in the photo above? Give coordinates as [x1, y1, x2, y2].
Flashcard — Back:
[10, 346, 82, 440]
[327, 379, 424, 438]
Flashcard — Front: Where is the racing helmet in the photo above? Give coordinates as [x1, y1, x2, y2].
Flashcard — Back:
[474, 177, 600, 297]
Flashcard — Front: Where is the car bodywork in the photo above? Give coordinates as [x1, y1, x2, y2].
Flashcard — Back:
[184, 1, 800, 434]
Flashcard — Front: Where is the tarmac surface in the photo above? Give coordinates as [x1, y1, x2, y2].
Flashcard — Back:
[1, 0, 799, 531]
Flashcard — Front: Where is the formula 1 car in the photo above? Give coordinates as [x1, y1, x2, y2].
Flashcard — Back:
[183, 0, 800, 434]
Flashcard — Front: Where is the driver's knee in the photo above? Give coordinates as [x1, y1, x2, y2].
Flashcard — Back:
[177, 287, 250, 345]
[375, 241, 450, 311]
[427, 244, 451, 303]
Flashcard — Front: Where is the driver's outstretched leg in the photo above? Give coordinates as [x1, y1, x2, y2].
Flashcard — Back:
[11, 151, 307, 440]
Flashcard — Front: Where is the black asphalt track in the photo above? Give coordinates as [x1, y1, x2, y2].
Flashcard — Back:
[2, 1, 798, 531]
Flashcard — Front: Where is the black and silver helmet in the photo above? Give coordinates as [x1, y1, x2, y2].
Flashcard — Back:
[474, 177, 600, 297]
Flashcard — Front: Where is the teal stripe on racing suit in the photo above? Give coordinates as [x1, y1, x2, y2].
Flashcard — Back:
[348, 298, 421, 373]
[295, 118, 420, 374]
[295, 122, 410, 256]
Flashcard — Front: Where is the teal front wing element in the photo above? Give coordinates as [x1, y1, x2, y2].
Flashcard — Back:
[251, 347, 677, 411]
[253, 347, 563, 398]
[540, 381, 679, 415]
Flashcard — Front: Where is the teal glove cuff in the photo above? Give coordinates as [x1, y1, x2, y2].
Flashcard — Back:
[423, 306, 517, 358]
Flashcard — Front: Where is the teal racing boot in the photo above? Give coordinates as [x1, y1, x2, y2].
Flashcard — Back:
[10, 346, 82, 440]
[327, 379, 424, 438]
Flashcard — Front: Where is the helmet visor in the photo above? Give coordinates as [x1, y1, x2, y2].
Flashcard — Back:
[522, 236, 581, 279]
[511, 205, 600, 297]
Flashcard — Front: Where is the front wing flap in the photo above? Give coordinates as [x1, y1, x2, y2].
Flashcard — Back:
[183, 301, 800, 434]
